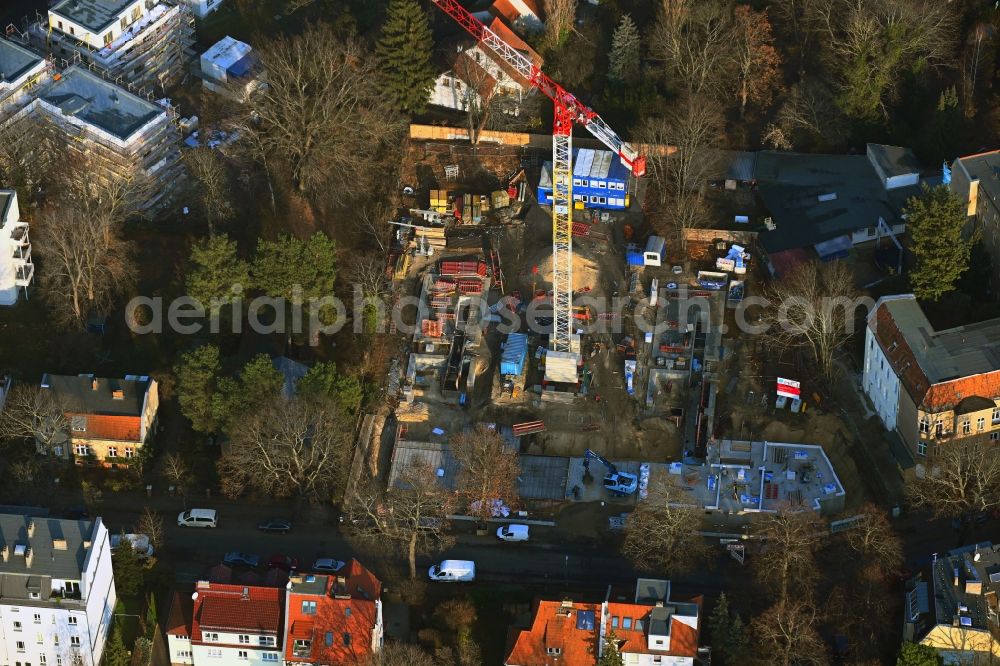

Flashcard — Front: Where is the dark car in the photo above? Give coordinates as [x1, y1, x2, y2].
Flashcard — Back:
[257, 518, 293, 534]
[267, 554, 299, 572]
[223, 551, 261, 568]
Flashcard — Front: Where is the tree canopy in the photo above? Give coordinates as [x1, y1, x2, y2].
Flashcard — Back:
[905, 185, 972, 301]
[376, 0, 436, 114]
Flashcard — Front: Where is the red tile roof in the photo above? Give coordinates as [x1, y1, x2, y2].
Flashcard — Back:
[70, 413, 141, 442]
[505, 596, 702, 665]
[283, 560, 382, 666]
[488, 17, 542, 67]
[191, 583, 282, 641]
[491, 0, 542, 24]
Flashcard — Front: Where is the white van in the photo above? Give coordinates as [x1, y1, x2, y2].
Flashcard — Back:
[177, 508, 218, 528]
[496, 524, 530, 542]
[428, 559, 475, 582]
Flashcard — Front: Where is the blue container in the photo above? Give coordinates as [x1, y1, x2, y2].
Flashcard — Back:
[500, 333, 529, 376]
[626, 251, 644, 266]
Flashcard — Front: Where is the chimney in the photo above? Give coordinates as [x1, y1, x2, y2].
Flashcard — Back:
[25, 546, 33, 568]
[241, 586, 249, 600]
[52, 538, 67, 551]
[954, 567, 961, 587]
[112, 389, 124, 400]
[82, 539, 91, 550]
[91, 379, 98, 391]
[0, 545, 8, 562]
[27, 519, 35, 537]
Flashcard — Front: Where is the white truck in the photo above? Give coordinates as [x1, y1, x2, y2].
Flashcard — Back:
[428, 559, 476, 582]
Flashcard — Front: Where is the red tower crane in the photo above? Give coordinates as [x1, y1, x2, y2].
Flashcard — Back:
[431, 0, 646, 365]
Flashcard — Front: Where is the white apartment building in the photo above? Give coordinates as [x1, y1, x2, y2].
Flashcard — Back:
[167, 581, 282, 666]
[178, 0, 224, 19]
[0, 190, 32, 307]
[0, 513, 116, 666]
[0, 39, 51, 125]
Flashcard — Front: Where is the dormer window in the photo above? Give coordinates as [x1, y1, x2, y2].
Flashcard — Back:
[546, 647, 562, 656]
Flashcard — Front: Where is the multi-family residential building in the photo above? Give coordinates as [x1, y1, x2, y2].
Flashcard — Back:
[178, 0, 225, 20]
[863, 294, 1000, 464]
[166, 581, 283, 666]
[904, 542, 1000, 663]
[33, 0, 194, 94]
[505, 579, 703, 665]
[4, 66, 184, 210]
[950, 150, 1000, 286]
[0, 513, 116, 666]
[0, 190, 33, 307]
[0, 38, 51, 125]
[283, 562, 384, 665]
[40, 373, 159, 466]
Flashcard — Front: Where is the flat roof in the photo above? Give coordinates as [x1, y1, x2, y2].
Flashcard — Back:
[957, 150, 1000, 200]
[867, 143, 920, 178]
[50, 0, 137, 34]
[0, 38, 43, 85]
[40, 66, 162, 140]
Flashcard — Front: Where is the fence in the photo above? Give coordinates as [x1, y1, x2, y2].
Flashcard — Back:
[409, 124, 677, 157]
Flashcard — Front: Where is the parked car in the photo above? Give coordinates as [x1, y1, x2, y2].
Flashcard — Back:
[223, 551, 260, 568]
[428, 559, 475, 582]
[496, 524, 530, 542]
[257, 518, 293, 534]
[267, 554, 299, 571]
[110, 533, 154, 559]
[311, 558, 346, 574]
[603, 472, 638, 495]
[177, 508, 218, 528]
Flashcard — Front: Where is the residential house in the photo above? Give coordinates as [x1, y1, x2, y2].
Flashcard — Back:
[0, 38, 51, 125]
[166, 581, 283, 666]
[0, 513, 116, 666]
[430, 18, 542, 119]
[863, 294, 1000, 467]
[489, 0, 544, 33]
[4, 66, 184, 210]
[950, 150, 1000, 285]
[36, 0, 194, 94]
[0, 189, 33, 306]
[904, 542, 1000, 663]
[505, 579, 703, 665]
[283, 561, 384, 665]
[40, 373, 159, 466]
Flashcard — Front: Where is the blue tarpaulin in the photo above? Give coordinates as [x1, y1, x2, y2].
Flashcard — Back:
[500, 333, 528, 376]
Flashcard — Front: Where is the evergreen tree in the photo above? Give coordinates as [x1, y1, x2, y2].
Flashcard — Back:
[186, 235, 249, 319]
[175, 344, 222, 434]
[598, 630, 624, 666]
[897, 642, 941, 666]
[144, 592, 158, 640]
[709, 592, 748, 664]
[212, 354, 285, 432]
[918, 86, 961, 165]
[905, 185, 972, 301]
[376, 0, 436, 114]
[112, 533, 143, 597]
[608, 14, 641, 85]
[297, 362, 364, 413]
[103, 623, 130, 666]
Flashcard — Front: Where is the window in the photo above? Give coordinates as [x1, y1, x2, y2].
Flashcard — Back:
[14, 621, 23, 630]
[598, 181, 607, 189]
[120, 17, 127, 30]
[258, 637, 275, 647]
[17, 642, 25, 652]
[611, 616, 619, 628]
[301, 601, 317, 615]
[936, 421, 944, 437]
[53, 446, 62, 457]
[572, 178, 582, 186]
[132, 6, 141, 20]
[293, 640, 311, 657]
[589, 196, 598, 203]
[978, 418, 986, 431]
[69, 27, 74, 36]
[36, 634, 43, 645]
[53, 636, 59, 647]
[992, 432, 999, 441]
[623, 617, 633, 630]
[103, 32, 112, 46]
[343, 633, 351, 647]
[124, 447, 134, 458]
[69, 637, 80, 647]
[546, 647, 562, 656]
[919, 417, 930, 434]
[73, 444, 89, 456]
[598, 197, 606, 205]
[34, 614, 41, 624]
[57, 21, 63, 30]
[67, 614, 78, 625]
[56, 657, 62, 666]
[994, 407, 1000, 423]
[963, 420, 972, 435]
[204, 633, 218, 642]
[40, 656, 46, 665]
[237, 651, 248, 661]
[206, 649, 221, 659]
[107, 446, 117, 458]
[325, 632, 333, 647]
[238, 635, 250, 645]
[917, 441, 927, 456]
[262, 655, 278, 663]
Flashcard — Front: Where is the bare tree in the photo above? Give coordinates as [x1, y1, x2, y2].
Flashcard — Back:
[638, 98, 724, 246]
[622, 478, 708, 574]
[760, 260, 863, 380]
[348, 464, 455, 579]
[361, 642, 439, 666]
[0, 384, 70, 462]
[358, 203, 394, 255]
[160, 452, 191, 505]
[346, 253, 390, 302]
[245, 24, 406, 203]
[960, 23, 993, 119]
[217, 397, 353, 501]
[185, 147, 234, 236]
[908, 439, 1000, 519]
[843, 503, 903, 577]
[544, 0, 578, 49]
[751, 510, 826, 602]
[727, 6, 782, 117]
[450, 425, 521, 523]
[775, 79, 847, 149]
[650, 0, 733, 101]
[135, 508, 165, 550]
[750, 599, 830, 666]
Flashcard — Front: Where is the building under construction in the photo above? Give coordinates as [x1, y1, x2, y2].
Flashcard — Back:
[4, 66, 183, 211]
[26, 0, 194, 95]
[0, 38, 52, 125]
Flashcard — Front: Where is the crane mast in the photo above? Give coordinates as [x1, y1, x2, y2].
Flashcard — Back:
[430, 0, 646, 357]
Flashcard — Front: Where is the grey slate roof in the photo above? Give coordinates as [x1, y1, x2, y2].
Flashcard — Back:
[957, 151, 1000, 203]
[43, 373, 150, 416]
[0, 38, 43, 85]
[0, 514, 94, 579]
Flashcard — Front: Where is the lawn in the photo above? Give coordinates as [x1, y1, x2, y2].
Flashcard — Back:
[114, 596, 144, 648]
